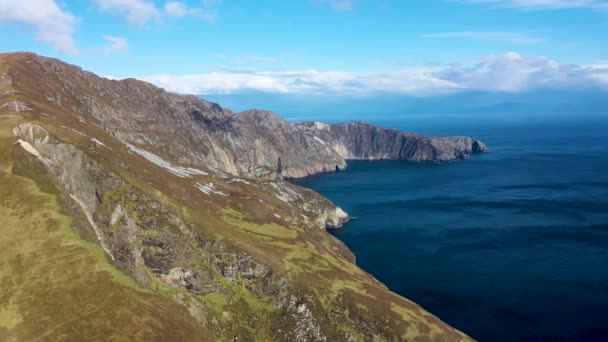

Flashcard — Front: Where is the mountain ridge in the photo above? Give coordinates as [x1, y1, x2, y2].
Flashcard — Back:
[0, 51, 480, 341]
[2, 52, 487, 180]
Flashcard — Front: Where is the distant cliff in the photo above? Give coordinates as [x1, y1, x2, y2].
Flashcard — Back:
[296, 121, 488, 164]
[4, 52, 487, 180]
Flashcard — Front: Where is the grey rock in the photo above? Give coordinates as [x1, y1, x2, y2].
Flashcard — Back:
[12, 54, 488, 180]
[298, 121, 489, 163]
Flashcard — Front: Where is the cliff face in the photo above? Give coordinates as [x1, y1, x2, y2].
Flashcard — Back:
[4, 52, 487, 180]
[297, 121, 489, 163]
[0, 52, 477, 341]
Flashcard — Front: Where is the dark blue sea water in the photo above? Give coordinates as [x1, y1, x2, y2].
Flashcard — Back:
[292, 115, 608, 341]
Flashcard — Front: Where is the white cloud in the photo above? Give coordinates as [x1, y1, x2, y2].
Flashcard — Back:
[196, 0, 224, 21]
[94, 0, 223, 25]
[242, 55, 279, 63]
[330, 0, 355, 10]
[164, 1, 190, 17]
[139, 69, 459, 95]
[214, 51, 305, 66]
[434, 52, 608, 91]
[584, 64, 608, 84]
[171, 0, 223, 21]
[102, 35, 128, 55]
[138, 53, 608, 95]
[312, 0, 355, 10]
[94, 0, 160, 26]
[457, 0, 608, 10]
[164, 1, 221, 21]
[0, 0, 79, 55]
[140, 66, 458, 95]
[420, 31, 544, 44]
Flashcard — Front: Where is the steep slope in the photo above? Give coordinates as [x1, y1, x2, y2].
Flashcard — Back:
[0, 76, 210, 340]
[296, 121, 488, 162]
[1, 52, 475, 341]
[4, 52, 487, 179]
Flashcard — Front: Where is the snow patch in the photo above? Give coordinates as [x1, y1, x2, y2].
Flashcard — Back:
[183, 167, 208, 176]
[126, 143, 208, 178]
[226, 178, 252, 185]
[61, 125, 87, 136]
[274, 193, 289, 203]
[1, 90, 18, 96]
[195, 182, 228, 196]
[313, 136, 326, 145]
[69, 194, 115, 261]
[1, 101, 31, 112]
[273, 213, 282, 219]
[15, 139, 50, 164]
[270, 182, 302, 203]
[313, 121, 331, 131]
[110, 204, 124, 226]
[91, 138, 112, 150]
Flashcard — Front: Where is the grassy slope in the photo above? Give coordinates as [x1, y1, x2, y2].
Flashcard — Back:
[0, 61, 211, 342]
[0, 52, 473, 341]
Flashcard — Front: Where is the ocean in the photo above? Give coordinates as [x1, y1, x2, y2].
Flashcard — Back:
[292, 114, 608, 341]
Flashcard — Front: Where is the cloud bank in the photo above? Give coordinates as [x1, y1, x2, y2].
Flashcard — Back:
[0, 0, 79, 55]
[94, 0, 223, 25]
[312, 0, 355, 11]
[140, 52, 608, 96]
[420, 31, 544, 44]
[0, 0, 224, 54]
[102, 35, 128, 55]
[457, 0, 608, 10]
[94, 0, 160, 26]
[329, 0, 355, 10]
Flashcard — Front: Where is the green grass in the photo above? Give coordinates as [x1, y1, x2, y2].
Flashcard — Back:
[222, 208, 299, 239]
[198, 283, 280, 341]
[0, 303, 21, 330]
[0, 112, 212, 341]
[0, 169, 212, 341]
[0, 68, 472, 340]
[200, 293, 230, 315]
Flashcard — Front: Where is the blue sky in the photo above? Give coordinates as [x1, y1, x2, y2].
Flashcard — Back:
[1, 0, 608, 96]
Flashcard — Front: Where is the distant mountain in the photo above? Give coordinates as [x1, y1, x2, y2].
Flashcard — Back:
[0, 52, 479, 341]
[204, 88, 608, 122]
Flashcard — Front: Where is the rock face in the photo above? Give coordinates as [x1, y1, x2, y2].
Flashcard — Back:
[0, 52, 477, 341]
[299, 121, 489, 162]
[5, 52, 487, 180]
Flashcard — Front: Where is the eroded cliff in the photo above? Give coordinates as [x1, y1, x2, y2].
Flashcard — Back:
[4, 52, 486, 180]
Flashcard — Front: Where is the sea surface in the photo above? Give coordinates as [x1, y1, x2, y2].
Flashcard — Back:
[292, 114, 608, 341]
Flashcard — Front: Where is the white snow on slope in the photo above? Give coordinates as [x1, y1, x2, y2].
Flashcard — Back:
[91, 138, 112, 150]
[126, 143, 208, 178]
[61, 125, 87, 136]
[195, 182, 228, 196]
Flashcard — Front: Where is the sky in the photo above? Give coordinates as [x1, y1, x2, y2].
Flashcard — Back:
[0, 0, 608, 97]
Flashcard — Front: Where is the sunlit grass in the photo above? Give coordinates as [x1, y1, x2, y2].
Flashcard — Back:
[0, 111, 211, 341]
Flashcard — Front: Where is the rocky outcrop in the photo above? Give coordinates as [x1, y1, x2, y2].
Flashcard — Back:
[12, 123, 118, 260]
[297, 121, 489, 162]
[8, 120, 470, 341]
[4, 53, 487, 180]
[10, 122, 332, 339]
